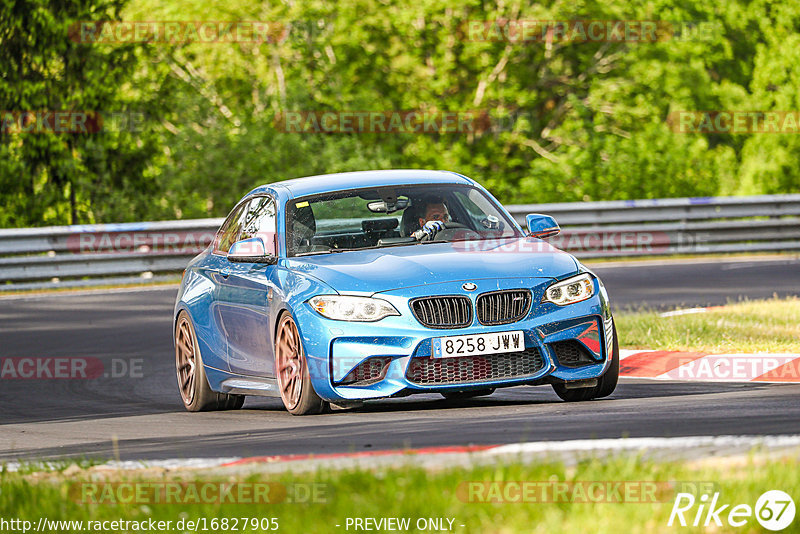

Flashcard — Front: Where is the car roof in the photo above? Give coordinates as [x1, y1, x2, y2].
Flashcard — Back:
[247, 169, 475, 199]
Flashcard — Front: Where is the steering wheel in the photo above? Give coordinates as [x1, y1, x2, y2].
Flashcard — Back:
[431, 222, 482, 241]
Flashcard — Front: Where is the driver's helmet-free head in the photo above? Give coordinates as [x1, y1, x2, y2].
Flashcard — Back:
[401, 196, 448, 236]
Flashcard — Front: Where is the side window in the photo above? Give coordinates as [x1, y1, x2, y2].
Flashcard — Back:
[214, 203, 248, 254]
[239, 196, 277, 255]
[454, 190, 485, 219]
[453, 189, 512, 235]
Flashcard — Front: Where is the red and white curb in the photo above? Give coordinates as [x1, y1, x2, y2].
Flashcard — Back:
[619, 350, 800, 383]
[615, 303, 800, 382]
[7, 435, 800, 473]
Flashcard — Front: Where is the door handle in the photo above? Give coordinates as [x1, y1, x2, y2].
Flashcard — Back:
[221, 267, 231, 278]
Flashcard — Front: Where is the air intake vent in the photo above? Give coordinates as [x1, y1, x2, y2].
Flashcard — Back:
[338, 357, 392, 386]
[405, 348, 544, 385]
[550, 340, 598, 367]
[476, 289, 532, 325]
[411, 296, 472, 329]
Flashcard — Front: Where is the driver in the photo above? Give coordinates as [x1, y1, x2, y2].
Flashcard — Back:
[411, 200, 451, 241]
[418, 202, 450, 228]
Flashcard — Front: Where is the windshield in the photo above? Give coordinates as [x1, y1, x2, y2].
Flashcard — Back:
[285, 184, 522, 257]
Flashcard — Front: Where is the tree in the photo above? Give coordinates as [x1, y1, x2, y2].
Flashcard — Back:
[0, 0, 171, 226]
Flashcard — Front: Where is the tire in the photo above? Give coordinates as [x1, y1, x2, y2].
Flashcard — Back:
[441, 388, 495, 400]
[552, 383, 597, 402]
[593, 323, 620, 399]
[275, 313, 328, 415]
[175, 311, 245, 412]
[552, 322, 620, 402]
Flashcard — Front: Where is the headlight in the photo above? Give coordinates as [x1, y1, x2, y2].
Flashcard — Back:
[544, 273, 595, 306]
[308, 295, 400, 322]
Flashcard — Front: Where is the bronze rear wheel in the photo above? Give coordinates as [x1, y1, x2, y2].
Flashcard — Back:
[175, 311, 244, 412]
[175, 316, 197, 406]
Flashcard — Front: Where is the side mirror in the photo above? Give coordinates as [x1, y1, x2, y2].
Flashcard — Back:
[526, 214, 560, 239]
[227, 237, 277, 264]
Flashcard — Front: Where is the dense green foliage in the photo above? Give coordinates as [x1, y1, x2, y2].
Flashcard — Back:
[2, 0, 800, 226]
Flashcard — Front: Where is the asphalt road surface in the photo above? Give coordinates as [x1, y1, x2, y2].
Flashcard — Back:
[1, 256, 798, 462]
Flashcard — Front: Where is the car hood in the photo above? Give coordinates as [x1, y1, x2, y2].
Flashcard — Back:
[283, 238, 579, 294]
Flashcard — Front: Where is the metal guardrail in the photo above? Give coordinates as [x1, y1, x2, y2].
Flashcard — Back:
[510, 194, 800, 259]
[1, 194, 798, 290]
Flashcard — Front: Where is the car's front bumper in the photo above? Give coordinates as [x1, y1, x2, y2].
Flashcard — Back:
[294, 276, 615, 402]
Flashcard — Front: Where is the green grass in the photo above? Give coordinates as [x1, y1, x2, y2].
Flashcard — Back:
[2, 454, 798, 533]
[617, 296, 800, 353]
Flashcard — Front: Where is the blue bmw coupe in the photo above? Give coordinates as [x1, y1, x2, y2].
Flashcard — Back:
[174, 170, 618, 414]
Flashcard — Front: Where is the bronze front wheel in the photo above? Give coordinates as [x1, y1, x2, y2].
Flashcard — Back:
[275, 313, 327, 415]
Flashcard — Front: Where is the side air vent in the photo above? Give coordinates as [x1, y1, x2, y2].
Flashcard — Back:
[550, 340, 598, 367]
[338, 357, 392, 386]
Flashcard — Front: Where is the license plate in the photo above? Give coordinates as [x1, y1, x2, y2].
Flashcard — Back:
[431, 330, 525, 358]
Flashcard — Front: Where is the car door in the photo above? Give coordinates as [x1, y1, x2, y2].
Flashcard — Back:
[216, 196, 279, 377]
[205, 201, 249, 370]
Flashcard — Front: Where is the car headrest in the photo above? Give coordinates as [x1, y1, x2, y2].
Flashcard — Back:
[400, 205, 423, 237]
